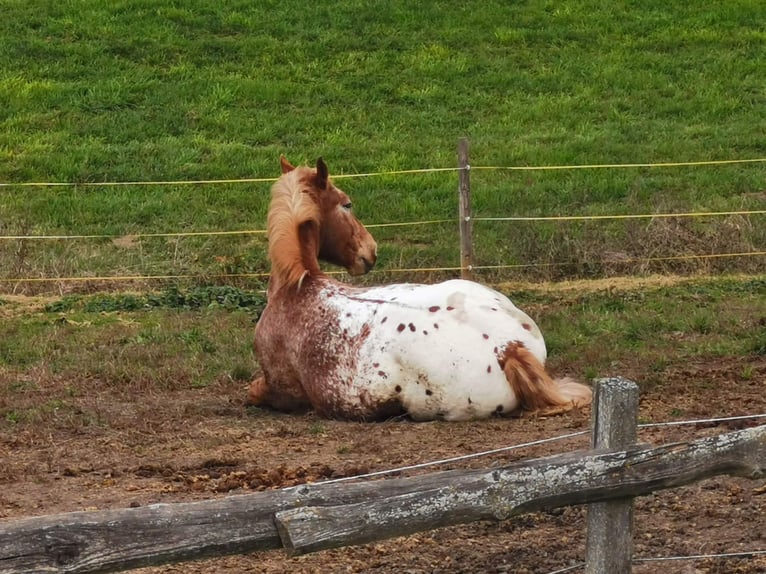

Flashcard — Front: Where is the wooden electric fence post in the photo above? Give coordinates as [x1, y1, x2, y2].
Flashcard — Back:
[457, 137, 473, 280]
[585, 377, 639, 574]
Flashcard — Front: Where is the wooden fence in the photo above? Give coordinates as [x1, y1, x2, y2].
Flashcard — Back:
[1, 378, 764, 574]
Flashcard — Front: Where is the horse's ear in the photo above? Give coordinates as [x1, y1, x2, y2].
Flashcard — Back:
[315, 157, 329, 188]
[280, 155, 295, 174]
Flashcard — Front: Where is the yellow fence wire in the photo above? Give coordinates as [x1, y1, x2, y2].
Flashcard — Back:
[2, 156, 766, 188]
[2, 158, 765, 284]
[2, 251, 764, 284]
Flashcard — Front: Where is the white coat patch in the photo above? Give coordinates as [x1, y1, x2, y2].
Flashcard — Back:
[319, 279, 547, 421]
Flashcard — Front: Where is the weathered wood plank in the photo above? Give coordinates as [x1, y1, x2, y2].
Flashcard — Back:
[1, 424, 763, 572]
[275, 424, 765, 556]
[0, 479, 444, 574]
[585, 377, 639, 574]
[0, 492, 284, 574]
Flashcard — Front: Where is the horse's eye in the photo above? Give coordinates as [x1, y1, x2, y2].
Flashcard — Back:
[342, 202, 353, 210]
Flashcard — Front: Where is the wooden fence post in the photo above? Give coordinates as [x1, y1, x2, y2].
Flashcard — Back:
[457, 137, 473, 280]
[585, 377, 639, 573]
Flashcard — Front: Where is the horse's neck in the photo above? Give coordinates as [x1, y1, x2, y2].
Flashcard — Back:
[297, 221, 322, 276]
[269, 220, 322, 292]
[269, 222, 322, 291]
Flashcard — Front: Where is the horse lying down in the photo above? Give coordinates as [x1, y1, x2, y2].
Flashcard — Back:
[248, 157, 592, 421]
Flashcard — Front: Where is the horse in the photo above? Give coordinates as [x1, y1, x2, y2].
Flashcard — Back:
[248, 157, 592, 421]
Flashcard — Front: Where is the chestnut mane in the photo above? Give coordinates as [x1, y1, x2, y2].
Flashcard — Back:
[267, 166, 322, 291]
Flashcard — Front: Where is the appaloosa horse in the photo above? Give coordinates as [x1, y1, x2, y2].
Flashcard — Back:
[248, 157, 592, 421]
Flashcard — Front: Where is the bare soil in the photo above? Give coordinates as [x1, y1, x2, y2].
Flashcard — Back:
[1, 284, 765, 574]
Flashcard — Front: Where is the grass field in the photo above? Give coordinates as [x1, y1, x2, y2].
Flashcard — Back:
[1, 1, 765, 291]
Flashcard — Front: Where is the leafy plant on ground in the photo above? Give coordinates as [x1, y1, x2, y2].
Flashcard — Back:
[44, 285, 266, 313]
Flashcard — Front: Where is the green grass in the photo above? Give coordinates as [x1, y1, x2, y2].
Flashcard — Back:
[1, 1, 766, 291]
[526, 276, 766, 374]
[0, 300, 257, 396]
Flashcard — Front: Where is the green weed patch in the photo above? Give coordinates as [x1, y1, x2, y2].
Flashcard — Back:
[44, 285, 266, 313]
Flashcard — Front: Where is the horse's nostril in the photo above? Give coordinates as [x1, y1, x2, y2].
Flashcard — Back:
[363, 257, 375, 273]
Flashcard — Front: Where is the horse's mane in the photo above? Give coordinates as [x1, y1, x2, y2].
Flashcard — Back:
[267, 167, 322, 290]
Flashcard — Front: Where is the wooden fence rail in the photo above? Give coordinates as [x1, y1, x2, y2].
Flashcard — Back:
[1, 379, 764, 574]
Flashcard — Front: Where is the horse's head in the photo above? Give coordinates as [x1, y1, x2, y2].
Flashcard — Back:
[278, 156, 377, 276]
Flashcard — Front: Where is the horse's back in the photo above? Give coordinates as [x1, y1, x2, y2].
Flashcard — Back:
[333, 280, 548, 420]
[352, 279, 546, 359]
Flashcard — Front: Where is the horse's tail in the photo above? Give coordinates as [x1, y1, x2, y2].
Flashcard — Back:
[500, 342, 592, 415]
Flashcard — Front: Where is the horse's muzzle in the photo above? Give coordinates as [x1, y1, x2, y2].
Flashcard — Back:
[348, 254, 376, 276]
[348, 234, 377, 275]
[362, 256, 375, 273]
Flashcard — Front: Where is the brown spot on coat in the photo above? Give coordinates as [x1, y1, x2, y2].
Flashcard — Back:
[397, 323, 405, 332]
[446, 306, 455, 311]
[408, 323, 416, 332]
[425, 389, 433, 396]
[487, 365, 492, 373]
[381, 316, 388, 324]
[378, 371, 387, 378]
[482, 333, 489, 339]
[522, 323, 532, 331]
[395, 385, 402, 393]
[428, 305, 440, 312]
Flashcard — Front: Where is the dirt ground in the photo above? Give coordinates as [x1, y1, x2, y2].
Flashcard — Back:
[1, 348, 765, 574]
